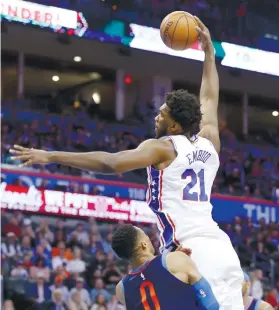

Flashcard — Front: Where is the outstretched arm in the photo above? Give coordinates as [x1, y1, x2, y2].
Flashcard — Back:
[9, 139, 171, 174]
[195, 16, 220, 153]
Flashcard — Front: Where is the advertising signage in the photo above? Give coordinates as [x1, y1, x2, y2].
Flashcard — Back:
[1, 183, 278, 224]
[1, 0, 88, 37]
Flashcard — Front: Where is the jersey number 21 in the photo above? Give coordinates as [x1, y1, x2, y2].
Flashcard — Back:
[182, 169, 209, 201]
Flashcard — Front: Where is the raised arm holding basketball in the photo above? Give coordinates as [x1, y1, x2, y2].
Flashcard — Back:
[195, 16, 220, 153]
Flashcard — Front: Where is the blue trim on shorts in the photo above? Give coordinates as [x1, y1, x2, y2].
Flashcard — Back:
[161, 252, 168, 270]
[193, 277, 220, 310]
[120, 280, 125, 296]
[255, 300, 261, 310]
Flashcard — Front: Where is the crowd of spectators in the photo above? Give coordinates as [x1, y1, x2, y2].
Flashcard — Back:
[1, 210, 279, 310]
[1, 107, 279, 202]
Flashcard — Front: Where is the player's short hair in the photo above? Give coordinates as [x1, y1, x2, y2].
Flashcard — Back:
[111, 224, 138, 260]
[166, 89, 202, 133]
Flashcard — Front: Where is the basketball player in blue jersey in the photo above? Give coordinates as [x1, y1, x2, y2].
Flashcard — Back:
[112, 224, 219, 310]
[242, 273, 274, 310]
[10, 17, 244, 309]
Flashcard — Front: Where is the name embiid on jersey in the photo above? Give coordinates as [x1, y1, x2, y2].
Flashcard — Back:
[146, 135, 221, 252]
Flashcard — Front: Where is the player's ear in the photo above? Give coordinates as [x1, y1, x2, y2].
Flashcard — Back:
[170, 121, 182, 134]
[141, 241, 148, 250]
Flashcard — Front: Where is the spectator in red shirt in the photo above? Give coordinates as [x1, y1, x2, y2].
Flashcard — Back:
[3, 217, 21, 238]
[265, 288, 278, 309]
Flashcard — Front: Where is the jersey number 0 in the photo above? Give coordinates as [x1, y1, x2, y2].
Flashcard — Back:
[140, 281, 161, 310]
[182, 169, 208, 201]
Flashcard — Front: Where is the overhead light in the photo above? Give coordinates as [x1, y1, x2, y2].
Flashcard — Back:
[92, 92, 101, 104]
[90, 72, 101, 80]
[74, 56, 82, 62]
[272, 111, 279, 116]
[52, 75, 60, 82]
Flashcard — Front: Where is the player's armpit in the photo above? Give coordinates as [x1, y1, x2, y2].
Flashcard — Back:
[198, 124, 220, 153]
[116, 282, 125, 305]
[166, 251, 201, 284]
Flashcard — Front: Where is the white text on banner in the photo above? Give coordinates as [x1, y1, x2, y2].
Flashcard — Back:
[221, 42, 279, 76]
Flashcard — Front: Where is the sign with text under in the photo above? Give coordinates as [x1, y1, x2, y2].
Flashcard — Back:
[0, 183, 278, 224]
[0, 0, 88, 36]
[0, 183, 156, 224]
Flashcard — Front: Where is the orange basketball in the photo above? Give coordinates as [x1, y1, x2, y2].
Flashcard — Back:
[160, 11, 198, 51]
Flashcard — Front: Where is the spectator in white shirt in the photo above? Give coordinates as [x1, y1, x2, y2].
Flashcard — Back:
[52, 242, 70, 270]
[70, 277, 91, 307]
[250, 269, 264, 299]
[49, 277, 69, 302]
[1, 232, 22, 261]
[68, 290, 88, 310]
[67, 249, 86, 274]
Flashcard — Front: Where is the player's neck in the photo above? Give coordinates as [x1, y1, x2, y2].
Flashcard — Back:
[131, 253, 155, 270]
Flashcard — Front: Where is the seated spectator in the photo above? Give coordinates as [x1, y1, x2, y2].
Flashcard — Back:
[3, 217, 21, 238]
[88, 251, 106, 276]
[3, 300, 15, 310]
[69, 223, 89, 246]
[254, 242, 271, 274]
[107, 295, 126, 310]
[65, 273, 81, 290]
[67, 233, 83, 251]
[89, 235, 104, 256]
[68, 291, 88, 310]
[237, 237, 254, 266]
[10, 260, 28, 280]
[21, 221, 36, 244]
[29, 258, 50, 281]
[54, 264, 70, 282]
[49, 276, 70, 302]
[23, 253, 33, 269]
[52, 230, 66, 247]
[26, 272, 51, 306]
[250, 269, 264, 300]
[70, 277, 91, 307]
[1, 232, 21, 259]
[37, 237, 52, 258]
[32, 245, 51, 268]
[102, 263, 122, 286]
[36, 220, 54, 243]
[90, 278, 111, 304]
[265, 288, 278, 309]
[52, 241, 72, 270]
[90, 294, 107, 310]
[101, 233, 113, 254]
[67, 249, 86, 274]
[49, 288, 69, 310]
[20, 236, 34, 256]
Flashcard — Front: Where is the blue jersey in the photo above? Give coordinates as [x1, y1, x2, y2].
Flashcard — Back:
[122, 254, 200, 310]
[245, 297, 261, 310]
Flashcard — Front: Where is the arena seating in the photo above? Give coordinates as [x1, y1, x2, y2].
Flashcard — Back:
[1, 106, 279, 202]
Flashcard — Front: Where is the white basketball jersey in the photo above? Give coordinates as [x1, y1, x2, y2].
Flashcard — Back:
[146, 134, 221, 252]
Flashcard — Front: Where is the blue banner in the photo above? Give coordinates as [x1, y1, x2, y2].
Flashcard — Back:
[211, 196, 278, 223]
[1, 168, 146, 201]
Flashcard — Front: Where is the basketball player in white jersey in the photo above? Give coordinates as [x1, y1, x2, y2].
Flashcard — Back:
[10, 17, 244, 309]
